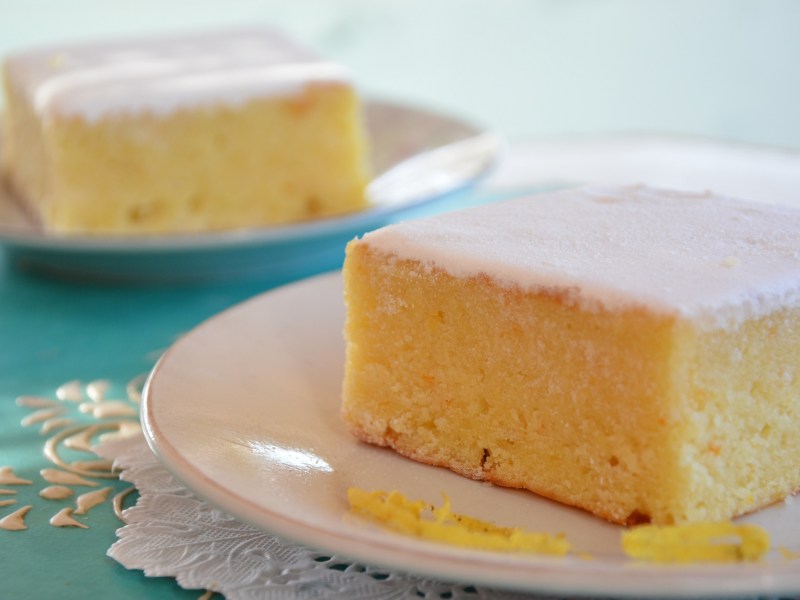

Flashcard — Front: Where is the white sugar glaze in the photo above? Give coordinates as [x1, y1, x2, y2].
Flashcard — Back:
[5, 28, 351, 121]
[360, 185, 800, 328]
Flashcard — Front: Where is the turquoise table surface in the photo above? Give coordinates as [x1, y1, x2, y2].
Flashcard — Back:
[0, 187, 501, 599]
[0, 255, 271, 598]
[2, 1, 800, 596]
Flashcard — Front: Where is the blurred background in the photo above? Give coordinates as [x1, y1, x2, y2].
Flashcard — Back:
[2, 0, 799, 150]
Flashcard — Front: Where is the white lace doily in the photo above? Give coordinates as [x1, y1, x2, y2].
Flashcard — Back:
[96, 433, 577, 600]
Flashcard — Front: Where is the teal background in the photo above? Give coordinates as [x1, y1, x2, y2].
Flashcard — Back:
[1, 0, 800, 149]
[0, 186, 501, 597]
[1, 1, 799, 597]
[0, 262, 267, 598]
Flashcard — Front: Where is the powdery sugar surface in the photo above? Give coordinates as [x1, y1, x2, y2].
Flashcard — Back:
[5, 28, 351, 121]
[361, 185, 800, 328]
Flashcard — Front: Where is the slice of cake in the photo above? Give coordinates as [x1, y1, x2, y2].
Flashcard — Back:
[341, 185, 800, 526]
[1, 28, 370, 234]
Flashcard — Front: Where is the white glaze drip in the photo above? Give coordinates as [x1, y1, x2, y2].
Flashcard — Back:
[361, 185, 800, 329]
[64, 428, 96, 453]
[0, 488, 17, 495]
[80, 400, 137, 418]
[86, 379, 110, 402]
[40, 468, 98, 487]
[39, 485, 74, 500]
[40, 417, 75, 434]
[0, 505, 32, 531]
[0, 499, 17, 507]
[0, 466, 33, 485]
[46, 423, 127, 479]
[50, 507, 89, 528]
[112, 487, 136, 523]
[56, 380, 84, 402]
[15, 396, 59, 408]
[74, 486, 112, 515]
[20, 407, 66, 427]
[98, 421, 142, 443]
[71, 459, 113, 472]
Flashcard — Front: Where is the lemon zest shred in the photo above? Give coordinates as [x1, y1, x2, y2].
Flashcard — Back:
[347, 487, 570, 556]
[622, 521, 770, 563]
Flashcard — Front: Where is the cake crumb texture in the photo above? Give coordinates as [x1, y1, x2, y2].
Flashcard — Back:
[1, 28, 370, 234]
[341, 186, 800, 525]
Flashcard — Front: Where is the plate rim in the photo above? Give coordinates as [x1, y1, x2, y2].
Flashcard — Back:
[141, 271, 800, 599]
[0, 97, 498, 253]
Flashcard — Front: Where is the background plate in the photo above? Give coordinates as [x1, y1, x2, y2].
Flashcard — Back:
[143, 272, 800, 599]
[0, 100, 499, 283]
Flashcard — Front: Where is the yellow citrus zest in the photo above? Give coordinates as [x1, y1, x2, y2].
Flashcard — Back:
[622, 521, 770, 563]
[347, 487, 570, 556]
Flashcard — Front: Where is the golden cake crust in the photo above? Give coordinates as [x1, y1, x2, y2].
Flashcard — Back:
[341, 187, 800, 526]
[1, 28, 370, 234]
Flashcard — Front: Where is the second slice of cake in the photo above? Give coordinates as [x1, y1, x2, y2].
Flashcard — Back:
[341, 185, 800, 526]
[1, 28, 370, 234]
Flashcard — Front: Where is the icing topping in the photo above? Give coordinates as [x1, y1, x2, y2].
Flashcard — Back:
[360, 185, 800, 327]
[0, 505, 32, 531]
[39, 485, 74, 500]
[40, 468, 99, 487]
[0, 466, 32, 486]
[50, 507, 89, 528]
[5, 28, 351, 121]
[74, 486, 113, 515]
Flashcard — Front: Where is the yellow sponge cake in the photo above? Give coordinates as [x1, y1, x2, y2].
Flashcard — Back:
[1, 28, 369, 234]
[341, 185, 800, 526]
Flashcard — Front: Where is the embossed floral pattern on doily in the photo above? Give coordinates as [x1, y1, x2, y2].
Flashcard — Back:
[97, 433, 569, 600]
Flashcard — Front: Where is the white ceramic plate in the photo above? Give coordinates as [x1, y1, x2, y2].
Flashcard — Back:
[143, 272, 800, 598]
[483, 133, 800, 209]
[0, 100, 499, 283]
